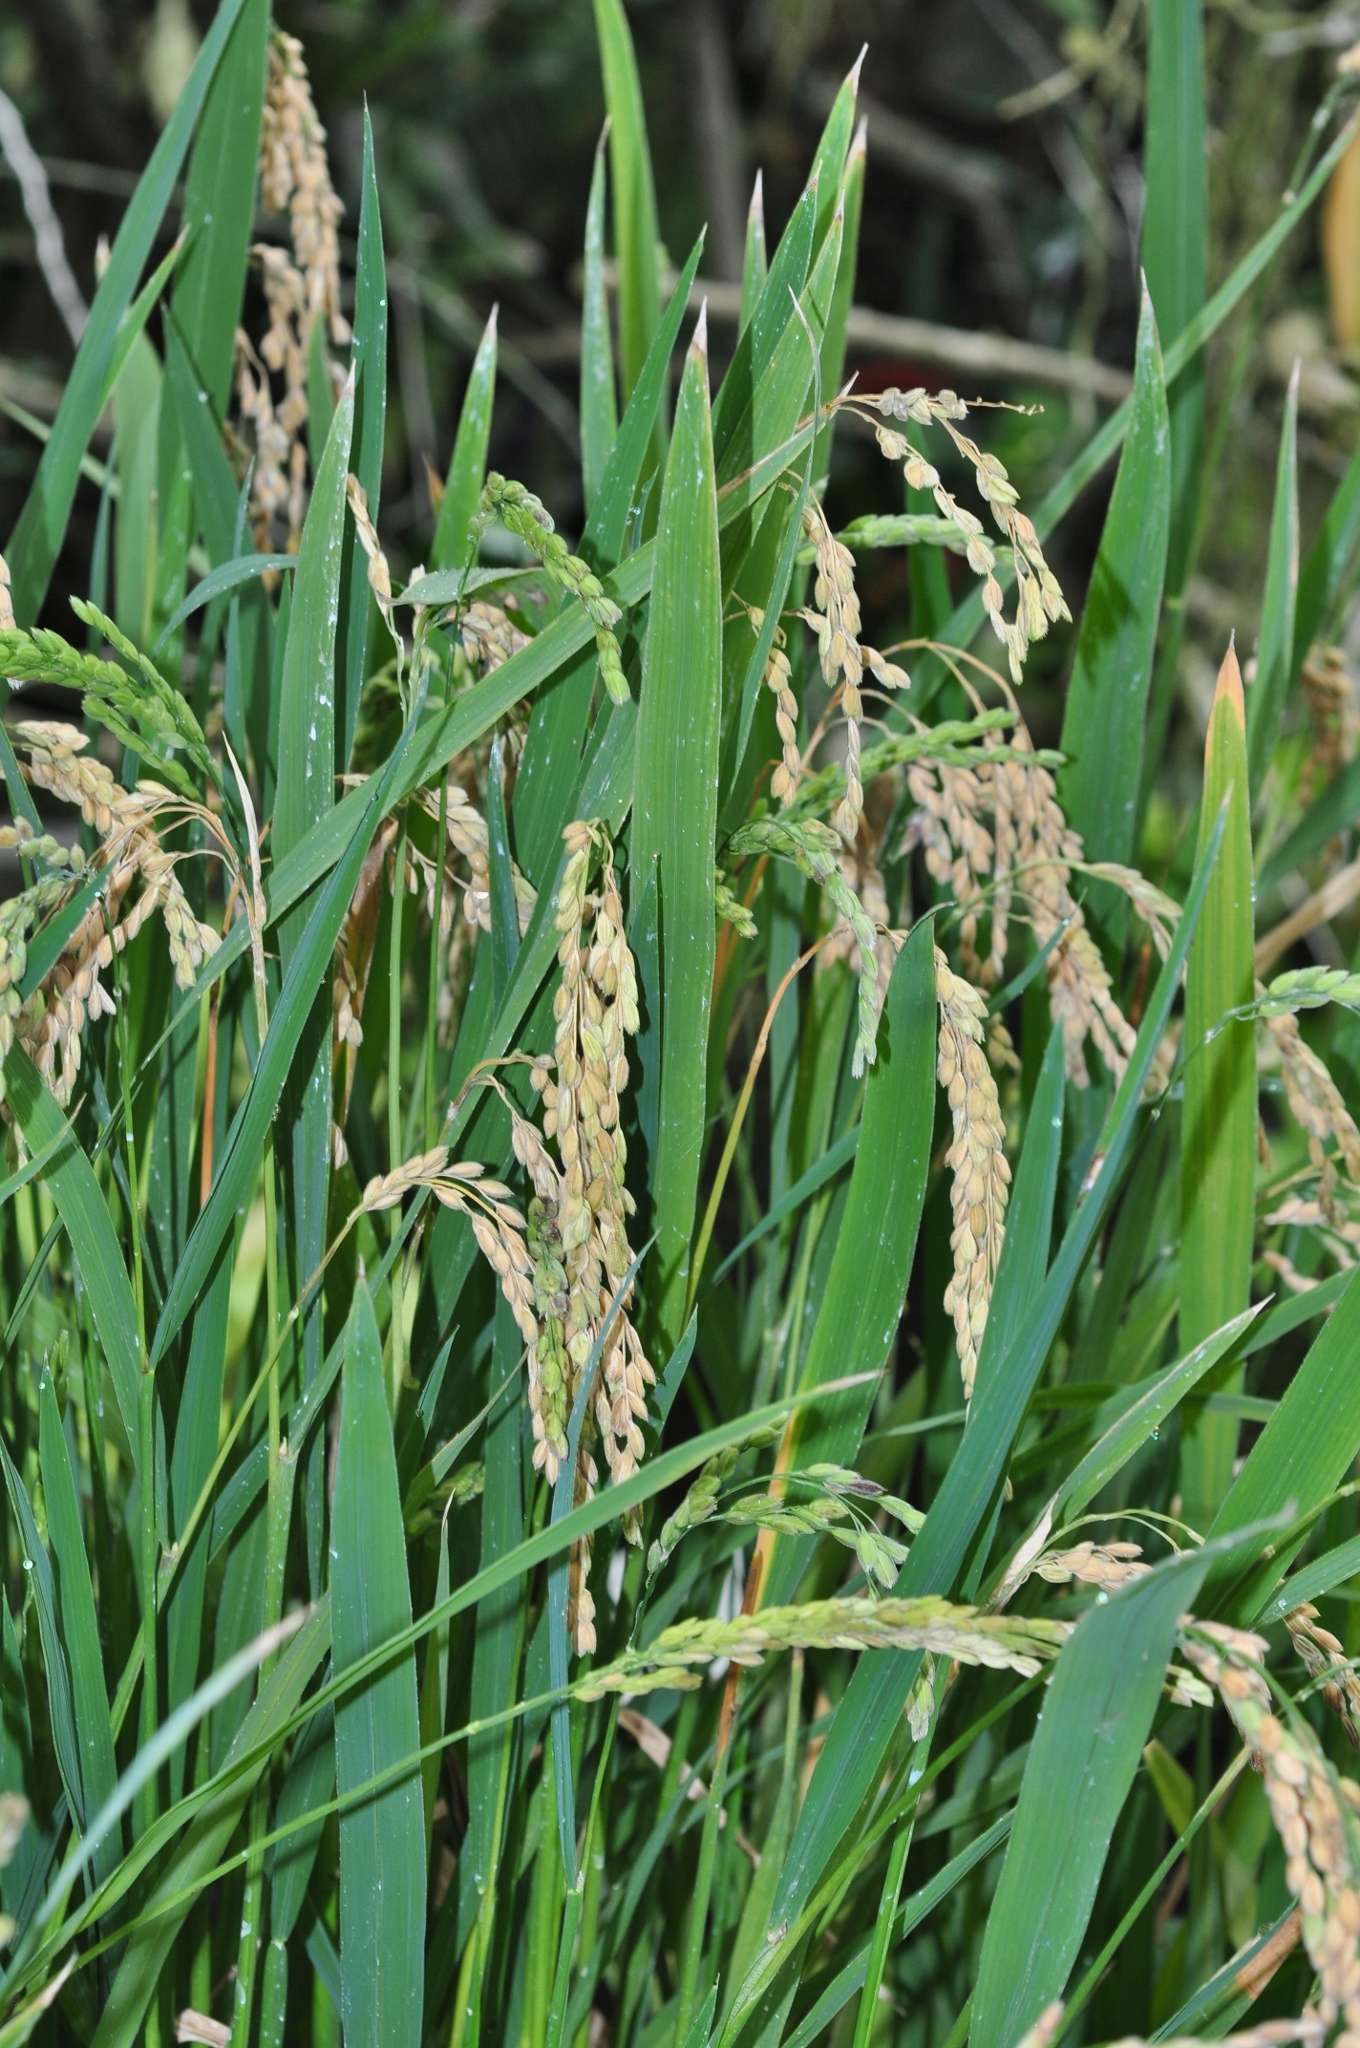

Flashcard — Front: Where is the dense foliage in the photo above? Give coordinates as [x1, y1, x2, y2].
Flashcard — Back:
[4, 5, 1360, 2048]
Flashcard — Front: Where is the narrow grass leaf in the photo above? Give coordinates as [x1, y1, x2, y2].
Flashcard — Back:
[433, 306, 497, 573]
[0, 1444, 83, 1836]
[336, 106, 387, 771]
[632, 314, 722, 1350]
[1058, 289, 1170, 909]
[1141, 0, 1206, 587]
[169, 0, 268, 411]
[1246, 360, 1300, 799]
[592, 0, 662, 410]
[463, 1300, 524, 1928]
[161, 309, 244, 565]
[274, 378, 354, 922]
[812, 116, 865, 478]
[584, 231, 705, 569]
[710, 1127, 859, 1286]
[784, 1815, 1014, 2048]
[270, 1702, 333, 1942]
[804, 53, 860, 257]
[580, 127, 617, 512]
[763, 923, 936, 1603]
[1294, 425, 1360, 663]
[1204, 1268, 1360, 1617]
[970, 1545, 1213, 2048]
[1259, 1529, 1360, 1621]
[1259, 753, 1360, 892]
[37, 1374, 118, 1887]
[157, 552, 294, 644]
[89, 1606, 331, 2048]
[3, 1046, 141, 1464]
[1056, 1305, 1263, 1525]
[4, 0, 247, 622]
[332, 1283, 424, 2048]
[1179, 648, 1255, 1532]
[740, 174, 767, 331]
[165, 1240, 234, 1798]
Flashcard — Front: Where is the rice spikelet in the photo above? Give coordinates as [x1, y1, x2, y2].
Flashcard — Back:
[525, 822, 652, 1652]
[1183, 1620, 1360, 2044]
[934, 947, 1010, 1402]
[237, 26, 348, 551]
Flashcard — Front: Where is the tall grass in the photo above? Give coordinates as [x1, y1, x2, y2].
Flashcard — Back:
[1, 5, 1360, 2046]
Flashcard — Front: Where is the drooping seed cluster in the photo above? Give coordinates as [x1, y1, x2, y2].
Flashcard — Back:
[332, 777, 538, 1137]
[1183, 1619, 1360, 2046]
[574, 1593, 1070, 1702]
[1265, 1006, 1360, 1187]
[409, 779, 536, 942]
[0, 866, 84, 1099]
[798, 498, 909, 845]
[331, 825, 391, 1157]
[859, 385, 1070, 683]
[345, 477, 397, 652]
[647, 1426, 781, 1579]
[472, 476, 628, 704]
[722, 1464, 922, 1592]
[459, 602, 529, 675]
[1, 723, 225, 1104]
[522, 823, 652, 1654]
[907, 713, 1140, 1088]
[360, 1149, 538, 1351]
[237, 27, 348, 551]
[934, 947, 1010, 1403]
[1, 606, 216, 802]
[1300, 645, 1359, 813]
[1259, 995, 1360, 1272]
[1030, 1539, 1149, 1590]
[258, 29, 347, 344]
[821, 848, 896, 1008]
[764, 632, 802, 805]
[1071, 860, 1182, 961]
[1287, 1602, 1360, 1751]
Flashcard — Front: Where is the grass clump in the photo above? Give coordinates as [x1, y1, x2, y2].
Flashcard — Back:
[6, 10, 1360, 2048]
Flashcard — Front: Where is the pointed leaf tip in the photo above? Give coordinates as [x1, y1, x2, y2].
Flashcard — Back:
[849, 43, 867, 91]
[692, 299, 709, 362]
[1213, 637, 1245, 729]
[850, 113, 868, 160]
[749, 169, 764, 224]
[486, 302, 499, 339]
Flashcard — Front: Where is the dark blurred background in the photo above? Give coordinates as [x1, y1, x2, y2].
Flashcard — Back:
[0, 0, 1352, 814]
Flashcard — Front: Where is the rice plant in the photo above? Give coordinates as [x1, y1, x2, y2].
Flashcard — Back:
[4, 3, 1360, 2045]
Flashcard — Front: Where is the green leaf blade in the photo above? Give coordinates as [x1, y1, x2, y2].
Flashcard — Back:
[632, 317, 723, 1352]
[592, 0, 661, 411]
[1179, 660, 1256, 1532]
[580, 131, 617, 512]
[1059, 289, 1171, 902]
[1246, 361, 1301, 800]
[762, 923, 936, 1605]
[333, 1283, 425, 2048]
[5, 0, 248, 624]
[970, 1548, 1212, 2048]
[434, 311, 497, 576]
